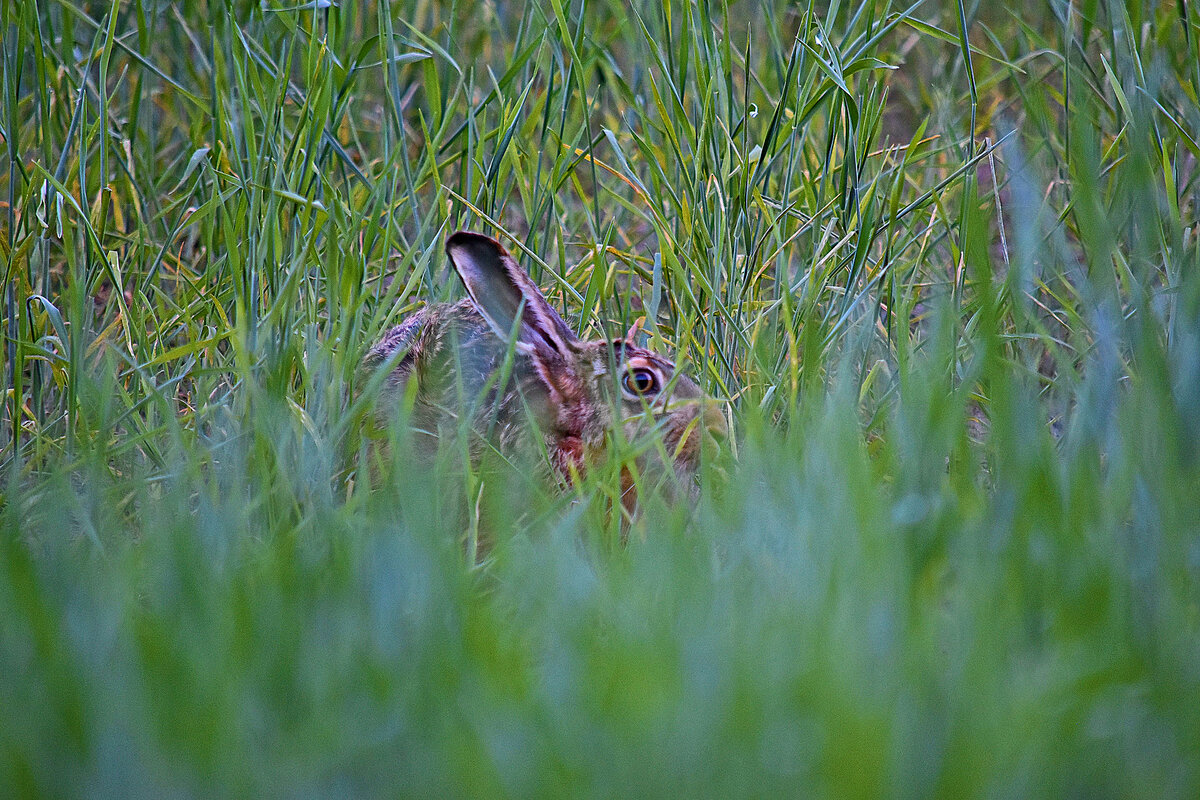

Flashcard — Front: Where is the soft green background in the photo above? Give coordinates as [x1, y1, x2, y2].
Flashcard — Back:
[2, 0, 1198, 796]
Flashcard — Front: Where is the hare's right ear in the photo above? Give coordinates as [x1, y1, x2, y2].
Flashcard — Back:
[446, 231, 578, 358]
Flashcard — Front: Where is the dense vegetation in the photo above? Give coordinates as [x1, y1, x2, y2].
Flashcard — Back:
[2, 0, 1198, 796]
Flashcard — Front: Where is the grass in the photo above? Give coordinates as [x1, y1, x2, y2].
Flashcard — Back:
[2, 0, 1199, 796]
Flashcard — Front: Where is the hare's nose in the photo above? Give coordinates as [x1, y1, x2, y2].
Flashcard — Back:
[701, 400, 728, 440]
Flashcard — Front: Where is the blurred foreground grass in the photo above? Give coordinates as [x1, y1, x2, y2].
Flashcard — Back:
[2, 0, 1199, 796]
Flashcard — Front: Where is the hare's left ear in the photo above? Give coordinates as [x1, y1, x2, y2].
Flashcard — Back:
[624, 316, 647, 347]
[446, 231, 578, 359]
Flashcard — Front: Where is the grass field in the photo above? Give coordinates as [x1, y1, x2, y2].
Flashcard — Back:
[3, 0, 1200, 796]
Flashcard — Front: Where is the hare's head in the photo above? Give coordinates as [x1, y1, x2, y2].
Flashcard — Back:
[446, 231, 726, 490]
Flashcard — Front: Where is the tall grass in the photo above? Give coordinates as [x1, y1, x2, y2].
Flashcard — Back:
[2, 0, 1199, 796]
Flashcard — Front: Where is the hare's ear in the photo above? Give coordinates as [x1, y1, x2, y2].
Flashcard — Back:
[624, 316, 647, 346]
[446, 231, 578, 358]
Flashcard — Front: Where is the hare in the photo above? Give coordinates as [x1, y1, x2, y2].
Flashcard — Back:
[363, 231, 726, 505]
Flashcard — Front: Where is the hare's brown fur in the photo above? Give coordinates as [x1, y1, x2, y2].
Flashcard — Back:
[364, 232, 724, 491]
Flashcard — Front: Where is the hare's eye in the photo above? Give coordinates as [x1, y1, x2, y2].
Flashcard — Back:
[622, 367, 660, 397]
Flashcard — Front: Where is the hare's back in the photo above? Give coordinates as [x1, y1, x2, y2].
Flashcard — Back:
[364, 299, 523, 416]
[364, 299, 483, 373]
